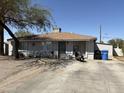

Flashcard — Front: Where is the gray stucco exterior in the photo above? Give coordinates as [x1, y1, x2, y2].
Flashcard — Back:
[8, 40, 95, 59]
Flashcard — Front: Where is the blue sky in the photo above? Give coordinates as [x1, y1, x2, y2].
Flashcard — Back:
[5, 0, 124, 42]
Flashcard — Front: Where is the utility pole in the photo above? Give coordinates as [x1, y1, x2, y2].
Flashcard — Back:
[100, 25, 102, 43]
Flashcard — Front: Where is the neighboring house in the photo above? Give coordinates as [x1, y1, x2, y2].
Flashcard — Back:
[94, 43, 113, 59]
[7, 28, 97, 59]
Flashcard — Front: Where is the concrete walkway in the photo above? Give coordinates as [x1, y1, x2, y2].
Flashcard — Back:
[1, 60, 124, 93]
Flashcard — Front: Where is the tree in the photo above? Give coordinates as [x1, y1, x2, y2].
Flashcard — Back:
[108, 38, 124, 54]
[15, 30, 33, 37]
[108, 39, 117, 48]
[108, 39, 123, 48]
[0, 0, 52, 58]
[0, 21, 19, 58]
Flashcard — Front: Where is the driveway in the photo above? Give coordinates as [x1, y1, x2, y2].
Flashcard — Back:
[0, 59, 124, 93]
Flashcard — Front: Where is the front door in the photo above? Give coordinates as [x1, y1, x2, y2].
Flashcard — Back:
[58, 42, 66, 58]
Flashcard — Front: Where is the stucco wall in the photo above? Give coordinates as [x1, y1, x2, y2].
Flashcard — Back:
[26, 41, 59, 58]
[86, 40, 95, 59]
[80, 42, 86, 55]
[66, 41, 73, 56]
[52, 42, 58, 58]
[65, 41, 87, 57]
[8, 41, 59, 58]
[8, 41, 13, 56]
[8, 40, 95, 59]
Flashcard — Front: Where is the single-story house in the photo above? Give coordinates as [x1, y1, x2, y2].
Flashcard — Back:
[7, 28, 97, 59]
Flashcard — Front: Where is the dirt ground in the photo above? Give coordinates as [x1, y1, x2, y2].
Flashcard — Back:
[0, 56, 35, 79]
[1, 56, 124, 93]
[0, 56, 74, 93]
[114, 56, 124, 62]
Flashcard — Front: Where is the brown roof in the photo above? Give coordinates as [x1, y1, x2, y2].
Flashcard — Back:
[8, 32, 97, 41]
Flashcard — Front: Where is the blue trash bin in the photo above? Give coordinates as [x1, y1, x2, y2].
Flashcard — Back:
[101, 50, 108, 60]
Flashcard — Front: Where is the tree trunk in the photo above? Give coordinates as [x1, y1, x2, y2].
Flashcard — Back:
[14, 40, 19, 59]
[0, 20, 19, 59]
[0, 25, 4, 55]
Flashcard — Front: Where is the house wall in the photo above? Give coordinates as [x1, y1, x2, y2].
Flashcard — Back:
[95, 43, 113, 59]
[65, 41, 90, 59]
[8, 40, 95, 60]
[8, 40, 59, 58]
[4, 43, 8, 55]
[80, 42, 86, 55]
[86, 40, 95, 59]
[73, 41, 86, 54]
[52, 42, 58, 58]
[57, 41, 87, 59]
[23, 41, 59, 58]
[66, 41, 73, 56]
[8, 41, 13, 56]
[65, 41, 87, 57]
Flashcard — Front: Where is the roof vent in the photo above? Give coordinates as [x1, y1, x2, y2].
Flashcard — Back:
[52, 27, 61, 33]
